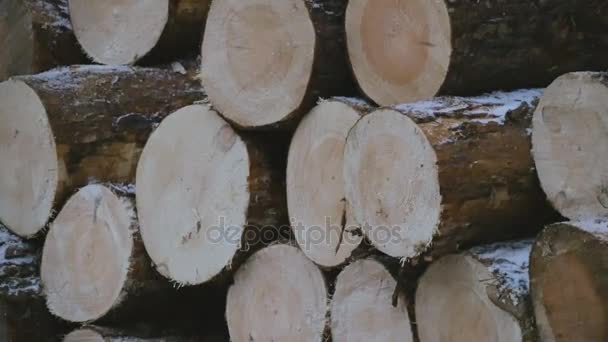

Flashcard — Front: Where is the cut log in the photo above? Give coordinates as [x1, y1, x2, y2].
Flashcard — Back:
[287, 98, 372, 268]
[225, 244, 327, 342]
[201, 0, 356, 129]
[344, 89, 557, 259]
[417, 240, 536, 342]
[418, 241, 536, 340]
[532, 72, 608, 221]
[330, 259, 413, 342]
[0, 0, 84, 80]
[41, 184, 167, 323]
[345, 0, 608, 105]
[530, 220, 608, 342]
[68, 0, 211, 65]
[136, 105, 287, 286]
[63, 326, 212, 342]
[0, 65, 204, 238]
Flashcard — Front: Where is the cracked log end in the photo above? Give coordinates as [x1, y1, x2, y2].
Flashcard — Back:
[226, 244, 327, 342]
[343, 109, 441, 258]
[331, 259, 414, 342]
[532, 72, 608, 221]
[41, 184, 134, 323]
[68, 0, 169, 65]
[136, 105, 250, 286]
[201, 0, 315, 128]
[287, 100, 364, 267]
[530, 221, 608, 342]
[346, 0, 450, 105]
[0, 79, 58, 238]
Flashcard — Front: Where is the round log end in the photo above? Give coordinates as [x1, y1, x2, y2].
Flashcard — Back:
[64, 328, 104, 342]
[331, 259, 413, 342]
[530, 221, 608, 342]
[0, 79, 58, 238]
[136, 105, 249, 286]
[226, 244, 327, 342]
[68, 0, 170, 65]
[345, 0, 451, 105]
[41, 184, 134, 323]
[532, 72, 608, 221]
[287, 100, 363, 267]
[416, 254, 524, 342]
[343, 109, 441, 258]
[0, 0, 35, 80]
[201, 0, 316, 128]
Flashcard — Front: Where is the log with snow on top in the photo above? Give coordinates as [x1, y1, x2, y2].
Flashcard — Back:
[532, 72, 608, 222]
[0, 0, 85, 81]
[345, 0, 608, 106]
[201, 0, 356, 129]
[331, 258, 414, 342]
[530, 220, 608, 342]
[68, 0, 211, 65]
[0, 65, 204, 238]
[41, 184, 170, 323]
[417, 240, 536, 342]
[287, 98, 373, 268]
[136, 104, 288, 286]
[344, 89, 557, 260]
[225, 244, 327, 342]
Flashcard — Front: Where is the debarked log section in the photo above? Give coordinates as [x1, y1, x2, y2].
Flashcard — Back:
[344, 89, 557, 259]
[68, 0, 211, 65]
[201, 0, 356, 129]
[1, 0, 85, 80]
[530, 220, 608, 342]
[346, 0, 608, 105]
[0, 65, 205, 237]
[41, 184, 169, 323]
[417, 240, 537, 342]
[136, 105, 288, 287]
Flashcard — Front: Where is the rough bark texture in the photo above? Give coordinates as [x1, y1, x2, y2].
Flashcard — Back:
[1, 0, 84, 81]
[136, 0, 212, 64]
[16, 65, 204, 213]
[295, 0, 358, 123]
[394, 91, 559, 259]
[530, 221, 608, 342]
[439, 0, 608, 96]
[64, 325, 226, 342]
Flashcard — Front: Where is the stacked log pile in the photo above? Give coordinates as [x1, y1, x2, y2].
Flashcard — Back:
[0, 1, 606, 341]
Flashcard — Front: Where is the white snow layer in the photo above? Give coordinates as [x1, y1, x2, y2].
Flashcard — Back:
[394, 89, 543, 124]
[470, 239, 534, 304]
[571, 218, 608, 240]
[0, 225, 40, 296]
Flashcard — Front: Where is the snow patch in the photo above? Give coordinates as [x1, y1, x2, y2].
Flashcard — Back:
[27, 65, 135, 91]
[0, 225, 40, 296]
[394, 89, 543, 124]
[470, 239, 533, 305]
[571, 218, 608, 240]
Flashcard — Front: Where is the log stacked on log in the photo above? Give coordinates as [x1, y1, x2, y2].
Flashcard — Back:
[41, 184, 167, 323]
[201, 0, 356, 129]
[345, 0, 608, 105]
[0, 65, 204, 238]
[530, 220, 608, 342]
[225, 244, 327, 342]
[287, 98, 372, 268]
[417, 240, 536, 342]
[532, 72, 608, 221]
[343, 89, 557, 260]
[68, 0, 211, 65]
[136, 105, 287, 286]
[331, 259, 414, 342]
[0, 0, 84, 81]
